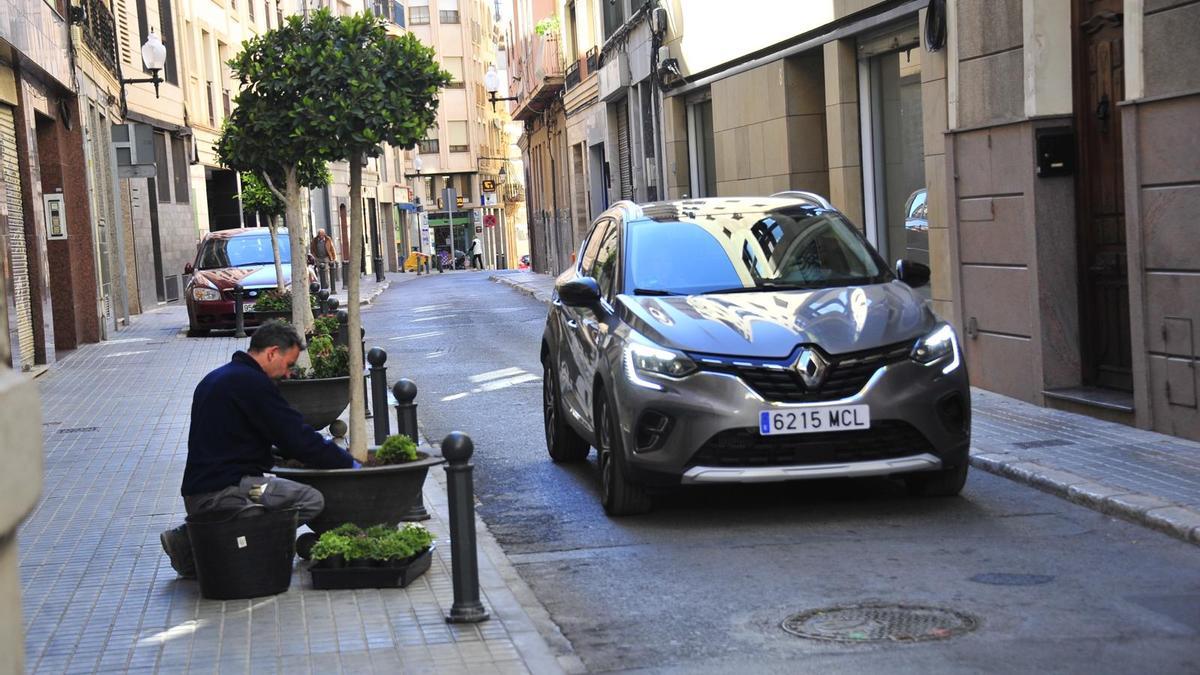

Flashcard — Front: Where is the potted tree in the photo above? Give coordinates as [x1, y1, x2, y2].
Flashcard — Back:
[278, 326, 351, 430]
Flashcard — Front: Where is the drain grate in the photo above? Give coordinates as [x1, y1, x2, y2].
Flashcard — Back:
[969, 573, 1054, 586]
[57, 426, 99, 434]
[782, 604, 978, 643]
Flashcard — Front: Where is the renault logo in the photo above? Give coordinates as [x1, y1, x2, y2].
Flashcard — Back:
[793, 348, 827, 389]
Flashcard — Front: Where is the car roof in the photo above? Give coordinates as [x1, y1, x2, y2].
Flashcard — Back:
[615, 197, 830, 225]
[201, 227, 290, 240]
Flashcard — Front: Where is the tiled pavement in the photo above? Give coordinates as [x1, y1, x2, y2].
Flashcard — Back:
[19, 273, 576, 674]
[491, 270, 1200, 546]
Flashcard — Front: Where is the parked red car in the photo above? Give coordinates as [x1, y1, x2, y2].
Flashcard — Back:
[184, 228, 314, 336]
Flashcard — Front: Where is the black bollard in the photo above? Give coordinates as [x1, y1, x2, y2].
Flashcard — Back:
[393, 379, 430, 521]
[317, 289, 330, 316]
[328, 261, 338, 294]
[319, 262, 330, 290]
[374, 256, 385, 283]
[234, 284, 247, 338]
[368, 347, 389, 445]
[341, 261, 351, 285]
[334, 310, 349, 347]
[442, 432, 489, 624]
[309, 281, 320, 297]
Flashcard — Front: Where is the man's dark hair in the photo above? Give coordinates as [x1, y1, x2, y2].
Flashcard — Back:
[249, 320, 304, 353]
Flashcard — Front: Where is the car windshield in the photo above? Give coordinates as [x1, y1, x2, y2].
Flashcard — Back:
[196, 233, 291, 270]
[626, 208, 888, 295]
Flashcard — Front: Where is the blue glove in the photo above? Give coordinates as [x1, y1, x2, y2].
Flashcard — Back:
[351, 460, 362, 469]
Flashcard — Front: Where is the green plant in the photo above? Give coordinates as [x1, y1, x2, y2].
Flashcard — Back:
[312, 315, 339, 337]
[328, 523, 363, 537]
[535, 15, 560, 36]
[252, 289, 292, 312]
[375, 434, 418, 465]
[309, 532, 351, 561]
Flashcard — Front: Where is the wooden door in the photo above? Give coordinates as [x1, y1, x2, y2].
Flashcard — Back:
[1074, 0, 1132, 391]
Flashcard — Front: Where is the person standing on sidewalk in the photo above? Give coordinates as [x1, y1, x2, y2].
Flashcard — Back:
[160, 321, 356, 578]
[471, 236, 483, 270]
[311, 229, 336, 287]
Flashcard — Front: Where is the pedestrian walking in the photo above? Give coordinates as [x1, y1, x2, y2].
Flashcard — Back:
[159, 321, 357, 578]
[471, 237, 483, 270]
[311, 230, 336, 287]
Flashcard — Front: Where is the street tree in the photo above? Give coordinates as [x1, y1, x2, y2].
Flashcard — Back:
[238, 167, 331, 294]
[224, 9, 449, 460]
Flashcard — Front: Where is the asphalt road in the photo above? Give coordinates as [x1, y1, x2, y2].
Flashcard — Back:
[363, 271, 1200, 674]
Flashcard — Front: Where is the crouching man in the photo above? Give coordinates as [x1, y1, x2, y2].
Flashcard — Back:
[160, 321, 356, 578]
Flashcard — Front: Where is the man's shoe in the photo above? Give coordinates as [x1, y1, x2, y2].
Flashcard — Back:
[160, 527, 197, 579]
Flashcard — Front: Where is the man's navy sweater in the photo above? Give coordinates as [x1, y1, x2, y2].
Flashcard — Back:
[181, 351, 354, 496]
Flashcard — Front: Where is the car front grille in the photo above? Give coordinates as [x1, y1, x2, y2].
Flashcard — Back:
[693, 341, 912, 403]
[689, 421, 933, 468]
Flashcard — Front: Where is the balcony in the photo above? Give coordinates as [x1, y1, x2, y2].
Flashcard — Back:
[563, 47, 599, 93]
[81, 0, 120, 79]
[509, 33, 564, 121]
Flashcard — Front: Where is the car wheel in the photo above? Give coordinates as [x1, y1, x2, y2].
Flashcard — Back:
[905, 461, 968, 497]
[543, 363, 589, 463]
[597, 392, 651, 516]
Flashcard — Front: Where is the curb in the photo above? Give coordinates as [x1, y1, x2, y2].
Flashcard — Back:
[969, 452, 1200, 546]
[493, 272, 1200, 548]
[415, 433, 586, 675]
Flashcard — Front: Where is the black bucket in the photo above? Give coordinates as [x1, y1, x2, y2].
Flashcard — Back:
[186, 506, 298, 600]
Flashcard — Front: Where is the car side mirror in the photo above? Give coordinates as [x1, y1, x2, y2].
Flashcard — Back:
[896, 259, 931, 288]
[184, 262, 194, 275]
[557, 277, 602, 307]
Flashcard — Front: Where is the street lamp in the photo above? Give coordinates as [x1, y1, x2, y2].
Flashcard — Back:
[483, 66, 518, 111]
[121, 33, 168, 98]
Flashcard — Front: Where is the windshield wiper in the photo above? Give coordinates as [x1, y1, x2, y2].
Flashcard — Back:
[700, 282, 821, 294]
[633, 288, 676, 296]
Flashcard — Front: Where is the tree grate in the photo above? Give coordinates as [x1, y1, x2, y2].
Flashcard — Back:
[782, 604, 978, 643]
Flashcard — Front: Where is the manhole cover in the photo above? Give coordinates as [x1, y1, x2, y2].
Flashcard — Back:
[969, 573, 1054, 586]
[782, 604, 978, 643]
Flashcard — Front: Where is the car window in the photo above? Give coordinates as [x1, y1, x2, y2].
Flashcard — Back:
[579, 219, 611, 276]
[592, 224, 620, 302]
[627, 208, 887, 295]
[196, 233, 291, 270]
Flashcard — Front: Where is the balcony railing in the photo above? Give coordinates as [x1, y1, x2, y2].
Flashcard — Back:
[564, 60, 580, 90]
[82, 0, 120, 78]
[509, 33, 564, 120]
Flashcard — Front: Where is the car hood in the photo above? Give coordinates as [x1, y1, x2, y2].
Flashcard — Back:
[191, 265, 294, 291]
[617, 282, 936, 358]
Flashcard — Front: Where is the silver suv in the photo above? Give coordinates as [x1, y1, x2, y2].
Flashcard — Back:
[541, 197, 970, 515]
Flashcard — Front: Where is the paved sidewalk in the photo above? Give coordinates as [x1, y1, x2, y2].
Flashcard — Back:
[491, 270, 1200, 546]
[19, 273, 576, 674]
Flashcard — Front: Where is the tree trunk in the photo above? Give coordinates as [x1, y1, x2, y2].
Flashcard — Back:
[269, 215, 285, 292]
[347, 155, 367, 461]
[285, 167, 314, 335]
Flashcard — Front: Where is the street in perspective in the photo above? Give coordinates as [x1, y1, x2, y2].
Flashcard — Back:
[3, 0, 1200, 674]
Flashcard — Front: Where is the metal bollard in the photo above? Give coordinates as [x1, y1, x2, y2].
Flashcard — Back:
[368, 348, 389, 445]
[341, 261, 351, 285]
[329, 261, 338, 294]
[309, 281, 320, 297]
[319, 262, 330, 290]
[334, 310, 349, 347]
[326, 296, 340, 316]
[374, 256, 386, 282]
[234, 284, 247, 338]
[442, 432, 489, 624]
[393, 379, 431, 521]
[317, 289, 330, 316]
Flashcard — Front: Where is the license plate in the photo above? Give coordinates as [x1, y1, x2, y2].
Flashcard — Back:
[759, 405, 871, 435]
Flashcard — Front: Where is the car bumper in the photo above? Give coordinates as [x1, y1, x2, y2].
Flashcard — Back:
[189, 299, 285, 329]
[611, 354, 970, 485]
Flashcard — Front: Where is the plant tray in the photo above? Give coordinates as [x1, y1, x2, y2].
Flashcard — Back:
[309, 547, 433, 590]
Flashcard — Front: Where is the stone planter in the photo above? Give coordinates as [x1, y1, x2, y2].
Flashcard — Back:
[277, 376, 350, 430]
[274, 452, 444, 558]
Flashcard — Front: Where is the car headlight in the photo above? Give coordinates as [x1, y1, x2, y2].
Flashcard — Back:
[623, 339, 697, 390]
[191, 287, 221, 302]
[911, 323, 961, 374]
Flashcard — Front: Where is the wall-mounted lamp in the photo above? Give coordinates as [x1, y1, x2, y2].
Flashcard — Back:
[121, 33, 168, 98]
[483, 66, 518, 111]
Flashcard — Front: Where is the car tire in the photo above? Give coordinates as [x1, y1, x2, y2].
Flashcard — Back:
[597, 391, 651, 516]
[543, 363, 590, 463]
[904, 461, 968, 497]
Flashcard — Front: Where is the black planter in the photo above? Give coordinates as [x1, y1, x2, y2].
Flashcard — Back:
[277, 376, 350, 430]
[310, 546, 433, 590]
[273, 452, 444, 538]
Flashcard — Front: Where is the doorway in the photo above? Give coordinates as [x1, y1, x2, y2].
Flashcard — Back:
[1073, 0, 1132, 391]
